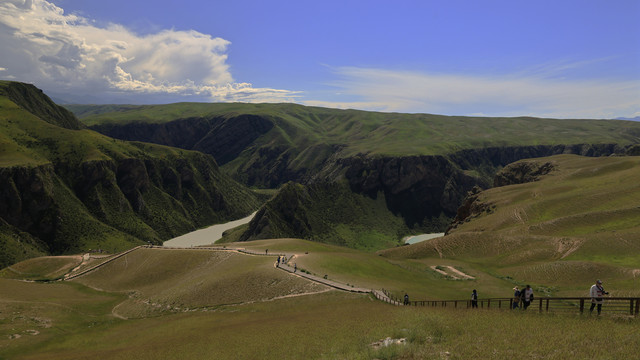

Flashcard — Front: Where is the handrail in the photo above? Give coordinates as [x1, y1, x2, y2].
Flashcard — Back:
[406, 296, 640, 316]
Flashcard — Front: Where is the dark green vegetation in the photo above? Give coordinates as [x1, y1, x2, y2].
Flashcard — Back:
[0, 82, 260, 267]
[382, 155, 640, 297]
[239, 183, 412, 250]
[69, 102, 640, 248]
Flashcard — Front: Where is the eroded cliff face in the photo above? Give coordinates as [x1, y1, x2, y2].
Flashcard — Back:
[82, 107, 633, 245]
[0, 165, 58, 246]
[337, 155, 479, 228]
[0, 153, 259, 259]
[238, 143, 629, 245]
[90, 114, 274, 167]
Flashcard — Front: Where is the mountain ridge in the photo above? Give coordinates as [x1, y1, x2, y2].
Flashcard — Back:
[0, 82, 260, 267]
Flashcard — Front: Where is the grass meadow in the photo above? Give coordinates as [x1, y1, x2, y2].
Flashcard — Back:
[1, 283, 638, 360]
[382, 155, 640, 298]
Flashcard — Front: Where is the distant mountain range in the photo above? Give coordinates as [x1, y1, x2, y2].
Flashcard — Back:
[615, 116, 640, 121]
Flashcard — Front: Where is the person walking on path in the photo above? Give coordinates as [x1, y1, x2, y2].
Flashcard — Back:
[512, 286, 521, 309]
[404, 293, 409, 305]
[471, 289, 478, 308]
[265, 249, 268, 255]
[276, 256, 280, 267]
[590, 279, 608, 315]
[521, 285, 534, 310]
[294, 263, 297, 273]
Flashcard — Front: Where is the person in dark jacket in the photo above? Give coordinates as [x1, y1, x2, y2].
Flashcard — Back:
[471, 289, 478, 308]
[521, 285, 534, 310]
[512, 286, 521, 309]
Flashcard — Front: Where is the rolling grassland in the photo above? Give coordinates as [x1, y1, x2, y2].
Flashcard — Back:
[382, 155, 640, 297]
[1, 276, 638, 359]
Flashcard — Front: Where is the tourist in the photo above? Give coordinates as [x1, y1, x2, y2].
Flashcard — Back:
[521, 285, 534, 310]
[512, 286, 521, 309]
[471, 289, 478, 308]
[404, 293, 409, 305]
[590, 279, 608, 315]
[276, 256, 280, 267]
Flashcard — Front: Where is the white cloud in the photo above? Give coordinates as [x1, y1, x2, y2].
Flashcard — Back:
[312, 66, 640, 119]
[0, 0, 299, 103]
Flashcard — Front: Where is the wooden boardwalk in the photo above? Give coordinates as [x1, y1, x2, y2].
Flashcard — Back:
[62, 245, 400, 304]
[62, 245, 639, 316]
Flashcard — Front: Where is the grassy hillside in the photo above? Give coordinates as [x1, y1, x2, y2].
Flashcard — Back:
[1, 246, 638, 359]
[0, 82, 260, 267]
[68, 101, 640, 247]
[237, 182, 415, 250]
[73, 248, 327, 318]
[70, 102, 640, 192]
[382, 154, 640, 297]
[70, 102, 640, 159]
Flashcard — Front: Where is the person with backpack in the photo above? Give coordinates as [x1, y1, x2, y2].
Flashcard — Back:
[521, 285, 534, 310]
[471, 289, 478, 308]
[590, 279, 608, 315]
[512, 286, 521, 309]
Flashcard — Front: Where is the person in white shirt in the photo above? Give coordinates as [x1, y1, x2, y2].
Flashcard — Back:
[589, 279, 608, 315]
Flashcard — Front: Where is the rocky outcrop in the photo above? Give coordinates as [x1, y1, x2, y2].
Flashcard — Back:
[493, 160, 557, 187]
[335, 155, 480, 228]
[0, 154, 260, 260]
[0, 165, 58, 246]
[445, 186, 495, 234]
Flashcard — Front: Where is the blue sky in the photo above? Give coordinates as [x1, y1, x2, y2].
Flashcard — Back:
[1, 0, 639, 118]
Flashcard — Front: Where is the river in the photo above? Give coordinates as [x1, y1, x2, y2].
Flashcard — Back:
[403, 233, 445, 245]
[163, 212, 256, 248]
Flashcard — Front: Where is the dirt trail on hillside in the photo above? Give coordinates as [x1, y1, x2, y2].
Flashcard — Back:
[430, 265, 475, 280]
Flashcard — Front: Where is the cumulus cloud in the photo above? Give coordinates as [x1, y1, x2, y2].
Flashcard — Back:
[313, 66, 640, 119]
[0, 0, 299, 103]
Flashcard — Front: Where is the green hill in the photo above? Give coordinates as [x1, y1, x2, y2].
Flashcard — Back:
[381, 154, 640, 296]
[0, 82, 260, 267]
[67, 102, 640, 248]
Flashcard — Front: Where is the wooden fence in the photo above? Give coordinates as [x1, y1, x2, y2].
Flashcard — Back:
[405, 296, 640, 316]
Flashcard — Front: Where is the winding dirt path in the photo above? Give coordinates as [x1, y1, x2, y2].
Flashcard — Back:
[62, 245, 401, 317]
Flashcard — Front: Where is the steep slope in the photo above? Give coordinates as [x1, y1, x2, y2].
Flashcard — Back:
[381, 154, 640, 295]
[0, 82, 259, 267]
[69, 103, 640, 248]
[240, 182, 411, 250]
[70, 103, 640, 187]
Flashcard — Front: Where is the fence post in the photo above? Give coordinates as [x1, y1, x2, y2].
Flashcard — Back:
[635, 298, 640, 316]
[538, 298, 543, 312]
[546, 299, 549, 312]
[630, 299, 634, 316]
[579, 298, 585, 314]
[488, 299, 491, 309]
